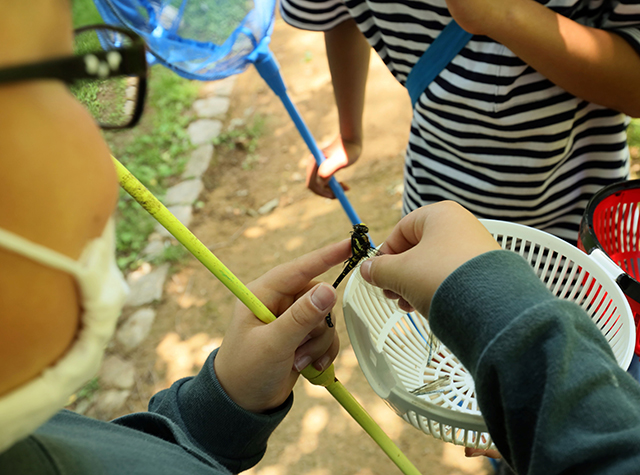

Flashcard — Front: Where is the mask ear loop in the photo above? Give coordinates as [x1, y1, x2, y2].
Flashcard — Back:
[112, 156, 422, 475]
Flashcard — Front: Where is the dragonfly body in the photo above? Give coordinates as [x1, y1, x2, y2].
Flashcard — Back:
[332, 224, 373, 289]
[326, 224, 373, 327]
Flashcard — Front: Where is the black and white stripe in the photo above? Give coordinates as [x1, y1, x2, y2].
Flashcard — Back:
[281, 0, 639, 243]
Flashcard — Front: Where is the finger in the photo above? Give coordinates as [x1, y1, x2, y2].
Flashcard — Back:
[283, 239, 351, 284]
[307, 156, 335, 199]
[397, 298, 414, 313]
[306, 156, 318, 184]
[380, 289, 415, 312]
[313, 334, 340, 371]
[359, 254, 408, 297]
[293, 323, 339, 372]
[376, 208, 427, 256]
[319, 175, 349, 199]
[250, 239, 351, 300]
[267, 283, 337, 354]
[465, 447, 502, 459]
[383, 289, 401, 300]
[293, 240, 352, 284]
[380, 201, 495, 257]
[316, 174, 337, 199]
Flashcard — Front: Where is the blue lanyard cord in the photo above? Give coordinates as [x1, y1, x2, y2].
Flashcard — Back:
[405, 20, 472, 107]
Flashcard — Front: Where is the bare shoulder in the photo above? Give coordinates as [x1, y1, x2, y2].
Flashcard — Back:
[0, 82, 118, 258]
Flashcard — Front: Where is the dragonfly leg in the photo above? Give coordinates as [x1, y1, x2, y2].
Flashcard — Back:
[325, 312, 334, 328]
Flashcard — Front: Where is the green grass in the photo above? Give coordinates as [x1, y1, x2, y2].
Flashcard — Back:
[150, 243, 190, 266]
[629, 119, 640, 166]
[110, 66, 199, 270]
[628, 119, 640, 148]
[71, 77, 129, 126]
[72, 0, 103, 27]
[213, 115, 266, 170]
[77, 377, 100, 399]
[179, 0, 251, 45]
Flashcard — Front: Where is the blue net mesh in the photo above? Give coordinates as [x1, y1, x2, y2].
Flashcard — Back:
[93, 0, 276, 81]
[93, 0, 364, 227]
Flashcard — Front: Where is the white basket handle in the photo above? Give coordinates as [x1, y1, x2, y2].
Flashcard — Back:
[587, 248, 625, 281]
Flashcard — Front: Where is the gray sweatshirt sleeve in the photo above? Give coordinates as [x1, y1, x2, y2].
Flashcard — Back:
[145, 349, 293, 474]
[429, 250, 640, 474]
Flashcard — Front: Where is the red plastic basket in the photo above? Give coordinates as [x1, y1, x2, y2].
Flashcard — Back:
[579, 179, 640, 355]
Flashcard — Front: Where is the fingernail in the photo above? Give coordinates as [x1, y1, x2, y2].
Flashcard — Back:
[311, 284, 335, 311]
[314, 355, 331, 371]
[360, 260, 372, 281]
[294, 355, 312, 372]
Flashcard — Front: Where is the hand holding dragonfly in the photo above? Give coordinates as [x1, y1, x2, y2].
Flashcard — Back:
[214, 239, 350, 413]
[360, 201, 501, 316]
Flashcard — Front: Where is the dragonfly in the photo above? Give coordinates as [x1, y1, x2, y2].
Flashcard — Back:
[326, 223, 376, 327]
[330, 224, 448, 397]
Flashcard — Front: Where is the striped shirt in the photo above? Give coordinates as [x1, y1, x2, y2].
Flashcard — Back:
[280, 0, 640, 243]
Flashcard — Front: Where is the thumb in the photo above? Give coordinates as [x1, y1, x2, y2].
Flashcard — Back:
[268, 283, 337, 352]
[360, 255, 419, 313]
[360, 255, 405, 296]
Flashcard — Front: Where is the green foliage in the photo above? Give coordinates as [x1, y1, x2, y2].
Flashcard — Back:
[629, 119, 640, 164]
[71, 3, 199, 272]
[108, 66, 199, 270]
[628, 119, 640, 148]
[71, 77, 129, 127]
[178, 0, 250, 45]
[69, 80, 102, 118]
[213, 115, 266, 170]
[115, 195, 157, 270]
[116, 68, 198, 185]
[151, 243, 189, 266]
[214, 115, 265, 152]
[76, 377, 100, 401]
[72, 0, 104, 27]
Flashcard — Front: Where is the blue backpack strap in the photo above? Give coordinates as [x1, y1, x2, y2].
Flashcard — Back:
[405, 20, 472, 107]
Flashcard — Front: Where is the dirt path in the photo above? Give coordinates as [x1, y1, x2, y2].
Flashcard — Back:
[122, 17, 493, 475]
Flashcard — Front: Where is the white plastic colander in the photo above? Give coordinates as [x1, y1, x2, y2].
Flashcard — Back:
[342, 219, 636, 449]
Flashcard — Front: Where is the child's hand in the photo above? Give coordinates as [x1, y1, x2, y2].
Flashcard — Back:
[306, 135, 361, 198]
[214, 239, 351, 413]
[360, 201, 501, 316]
[465, 447, 503, 459]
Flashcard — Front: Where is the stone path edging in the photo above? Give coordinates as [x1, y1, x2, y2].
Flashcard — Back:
[84, 76, 236, 418]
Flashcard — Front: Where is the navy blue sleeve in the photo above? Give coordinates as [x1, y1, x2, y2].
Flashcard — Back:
[430, 250, 640, 474]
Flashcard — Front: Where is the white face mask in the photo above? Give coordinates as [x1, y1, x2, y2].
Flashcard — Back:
[0, 219, 128, 452]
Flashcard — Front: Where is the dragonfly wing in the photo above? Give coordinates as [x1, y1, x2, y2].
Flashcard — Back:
[410, 376, 450, 396]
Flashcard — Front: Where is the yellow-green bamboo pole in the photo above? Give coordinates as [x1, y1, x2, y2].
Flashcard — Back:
[113, 156, 421, 475]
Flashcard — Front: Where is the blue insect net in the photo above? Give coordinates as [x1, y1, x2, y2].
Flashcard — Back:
[94, 0, 275, 81]
[93, 0, 362, 226]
